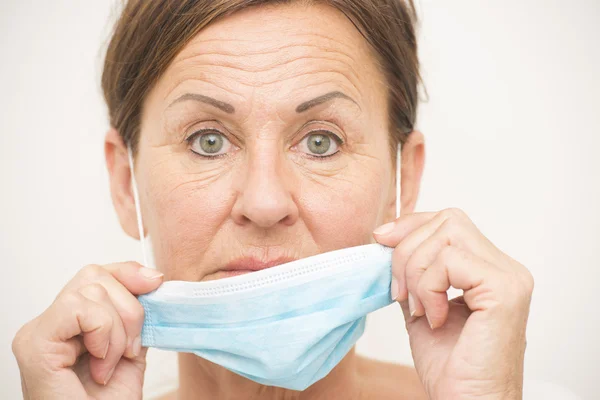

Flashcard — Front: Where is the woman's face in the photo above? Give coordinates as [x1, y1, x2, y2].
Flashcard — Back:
[109, 3, 421, 281]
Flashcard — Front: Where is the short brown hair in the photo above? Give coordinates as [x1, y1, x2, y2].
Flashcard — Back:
[101, 0, 420, 153]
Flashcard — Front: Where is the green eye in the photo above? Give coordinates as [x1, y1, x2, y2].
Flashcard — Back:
[299, 131, 340, 157]
[188, 130, 233, 157]
[307, 134, 331, 155]
[199, 133, 224, 154]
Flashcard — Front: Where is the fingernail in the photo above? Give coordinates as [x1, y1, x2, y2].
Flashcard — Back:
[132, 336, 142, 357]
[139, 267, 163, 280]
[103, 365, 116, 385]
[426, 313, 434, 330]
[408, 293, 416, 317]
[390, 276, 400, 301]
[373, 222, 395, 236]
[102, 341, 109, 360]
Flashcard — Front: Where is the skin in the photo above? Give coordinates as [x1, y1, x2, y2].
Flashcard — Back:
[12, 2, 533, 400]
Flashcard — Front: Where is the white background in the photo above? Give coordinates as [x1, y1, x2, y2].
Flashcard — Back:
[1, 1, 598, 398]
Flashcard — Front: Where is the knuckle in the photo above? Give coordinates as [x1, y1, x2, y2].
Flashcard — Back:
[108, 323, 128, 352]
[507, 261, 535, 296]
[441, 208, 471, 230]
[78, 283, 108, 300]
[121, 301, 145, 327]
[441, 215, 460, 232]
[12, 322, 33, 358]
[439, 217, 466, 244]
[113, 261, 142, 272]
[79, 264, 106, 280]
[393, 243, 411, 265]
[405, 261, 426, 281]
[125, 261, 143, 269]
[445, 207, 467, 219]
[415, 278, 429, 300]
[439, 245, 454, 261]
[87, 305, 114, 337]
[58, 290, 83, 308]
[100, 309, 115, 331]
[502, 271, 533, 306]
[520, 267, 535, 294]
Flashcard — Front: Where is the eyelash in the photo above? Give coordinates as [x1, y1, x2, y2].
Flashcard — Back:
[184, 128, 344, 159]
[300, 130, 344, 161]
[185, 128, 231, 159]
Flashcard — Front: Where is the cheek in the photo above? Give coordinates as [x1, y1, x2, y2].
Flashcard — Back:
[300, 162, 390, 251]
[143, 170, 234, 279]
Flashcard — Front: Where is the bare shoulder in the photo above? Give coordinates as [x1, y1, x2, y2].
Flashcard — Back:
[357, 356, 428, 400]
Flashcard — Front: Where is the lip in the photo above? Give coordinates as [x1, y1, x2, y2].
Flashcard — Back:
[221, 256, 298, 273]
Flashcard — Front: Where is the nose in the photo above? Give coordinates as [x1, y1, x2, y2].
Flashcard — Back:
[231, 150, 299, 229]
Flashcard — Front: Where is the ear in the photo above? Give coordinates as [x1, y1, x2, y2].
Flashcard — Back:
[104, 128, 146, 239]
[384, 130, 425, 221]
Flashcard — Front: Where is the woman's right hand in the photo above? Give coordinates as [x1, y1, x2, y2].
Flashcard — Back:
[12, 262, 164, 400]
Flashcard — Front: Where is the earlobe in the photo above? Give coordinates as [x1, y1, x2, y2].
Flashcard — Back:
[104, 128, 144, 239]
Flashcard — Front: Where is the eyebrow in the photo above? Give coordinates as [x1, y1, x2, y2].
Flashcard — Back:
[296, 91, 360, 113]
[167, 91, 360, 114]
[168, 93, 235, 113]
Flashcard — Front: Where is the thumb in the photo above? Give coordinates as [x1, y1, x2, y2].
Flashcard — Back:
[103, 262, 164, 295]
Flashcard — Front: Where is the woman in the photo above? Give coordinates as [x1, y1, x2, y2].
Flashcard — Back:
[11, 0, 534, 399]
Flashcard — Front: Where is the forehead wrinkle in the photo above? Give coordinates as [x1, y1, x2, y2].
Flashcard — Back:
[176, 35, 359, 66]
[167, 52, 363, 103]
[296, 80, 364, 110]
[172, 42, 361, 83]
[159, 68, 365, 139]
[161, 72, 248, 104]
[155, 8, 383, 125]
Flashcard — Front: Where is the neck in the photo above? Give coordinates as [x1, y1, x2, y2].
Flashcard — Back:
[177, 348, 362, 400]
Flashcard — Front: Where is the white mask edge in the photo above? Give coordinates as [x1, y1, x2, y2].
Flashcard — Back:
[127, 145, 150, 267]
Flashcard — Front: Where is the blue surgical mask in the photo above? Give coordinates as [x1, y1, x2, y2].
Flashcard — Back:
[127, 144, 402, 391]
[138, 244, 393, 390]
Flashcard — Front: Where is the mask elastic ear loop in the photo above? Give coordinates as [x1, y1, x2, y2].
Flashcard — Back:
[395, 142, 402, 219]
[127, 146, 149, 267]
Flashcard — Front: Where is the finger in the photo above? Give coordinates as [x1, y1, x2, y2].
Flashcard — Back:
[102, 262, 164, 295]
[415, 253, 451, 329]
[404, 211, 501, 316]
[68, 262, 163, 296]
[389, 212, 449, 306]
[88, 274, 146, 359]
[375, 209, 495, 262]
[64, 336, 86, 365]
[99, 263, 161, 358]
[78, 283, 127, 386]
[64, 263, 162, 358]
[403, 217, 455, 316]
[418, 245, 499, 328]
[38, 291, 113, 361]
[372, 212, 438, 247]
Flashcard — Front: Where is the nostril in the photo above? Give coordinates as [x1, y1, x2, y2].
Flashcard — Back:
[235, 196, 298, 228]
[279, 214, 295, 226]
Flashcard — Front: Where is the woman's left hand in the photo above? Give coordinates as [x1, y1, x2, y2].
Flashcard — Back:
[373, 208, 534, 400]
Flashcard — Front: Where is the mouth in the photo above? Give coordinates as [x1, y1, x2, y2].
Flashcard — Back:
[208, 256, 298, 280]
